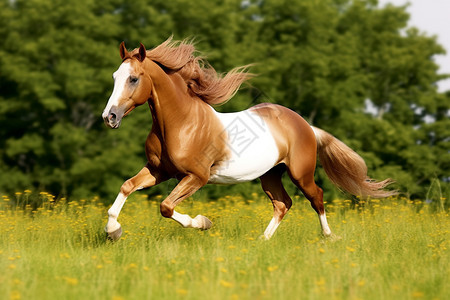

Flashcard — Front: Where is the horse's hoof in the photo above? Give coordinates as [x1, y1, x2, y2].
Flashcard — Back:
[106, 226, 122, 241]
[194, 215, 213, 230]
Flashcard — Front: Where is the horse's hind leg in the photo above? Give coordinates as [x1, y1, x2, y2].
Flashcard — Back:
[260, 165, 292, 240]
[288, 169, 332, 237]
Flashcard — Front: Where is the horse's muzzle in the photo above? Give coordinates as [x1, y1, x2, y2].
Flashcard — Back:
[102, 107, 122, 129]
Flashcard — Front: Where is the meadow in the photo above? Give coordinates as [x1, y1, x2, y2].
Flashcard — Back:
[0, 191, 448, 300]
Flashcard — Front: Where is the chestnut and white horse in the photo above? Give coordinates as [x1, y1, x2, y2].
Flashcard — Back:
[102, 38, 393, 241]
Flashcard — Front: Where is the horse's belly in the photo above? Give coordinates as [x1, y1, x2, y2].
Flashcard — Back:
[208, 110, 279, 184]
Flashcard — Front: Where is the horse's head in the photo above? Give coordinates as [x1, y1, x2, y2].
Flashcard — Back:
[102, 42, 152, 128]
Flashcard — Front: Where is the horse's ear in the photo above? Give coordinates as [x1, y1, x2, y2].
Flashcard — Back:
[137, 43, 146, 62]
[119, 42, 128, 60]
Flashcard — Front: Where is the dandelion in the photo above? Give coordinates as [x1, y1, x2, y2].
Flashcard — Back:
[60, 253, 70, 259]
[215, 257, 225, 262]
[176, 289, 188, 296]
[319, 248, 325, 253]
[358, 279, 365, 287]
[220, 280, 233, 288]
[8, 264, 16, 270]
[346, 246, 356, 253]
[63, 277, 79, 286]
[176, 270, 186, 276]
[316, 278, 325, 286]
[10, 291, 20, 300]
[267, 265, 279, 272]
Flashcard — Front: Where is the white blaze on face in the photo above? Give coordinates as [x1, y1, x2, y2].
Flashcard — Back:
[102, 62, 132, 120]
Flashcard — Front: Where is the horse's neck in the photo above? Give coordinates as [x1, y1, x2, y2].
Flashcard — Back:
[147, 61, 210, 136]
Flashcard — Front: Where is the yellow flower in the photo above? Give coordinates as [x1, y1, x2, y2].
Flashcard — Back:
[63, 277, 78, 286]
[316, 278, 325, 286]
[10, 291, 21, 300]
[267, 266, 279, 272]
[215, 257, 225, 262]
[176, 289, 188, 296]
[220, 280, 233, 288]
[412, 291, 424, 298]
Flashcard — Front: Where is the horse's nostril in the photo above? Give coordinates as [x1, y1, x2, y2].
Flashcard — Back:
[109, 113, 117, 122]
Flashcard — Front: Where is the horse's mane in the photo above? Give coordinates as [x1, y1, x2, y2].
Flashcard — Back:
[142, 37, 253, 105]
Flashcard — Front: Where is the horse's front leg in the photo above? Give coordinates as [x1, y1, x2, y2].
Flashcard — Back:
[160, 174, 212, 230]
[106, 164, 164, 241]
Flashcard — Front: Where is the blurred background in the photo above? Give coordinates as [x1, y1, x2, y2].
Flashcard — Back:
[0, 0, 448, 204]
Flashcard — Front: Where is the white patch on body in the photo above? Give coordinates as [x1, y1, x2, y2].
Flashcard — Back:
[102, 62, 132, 119]
[208, 109, 279, 184]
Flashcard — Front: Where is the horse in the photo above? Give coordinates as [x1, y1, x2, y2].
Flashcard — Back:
[102, 38, 394, 241]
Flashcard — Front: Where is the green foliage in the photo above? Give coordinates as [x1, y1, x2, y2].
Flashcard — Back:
[0, 0, 448, 201]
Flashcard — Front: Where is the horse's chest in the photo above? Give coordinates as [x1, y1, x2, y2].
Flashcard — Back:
[208, 110, 279, 184]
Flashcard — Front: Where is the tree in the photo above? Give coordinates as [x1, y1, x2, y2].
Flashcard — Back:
[0, 0, 448, 203]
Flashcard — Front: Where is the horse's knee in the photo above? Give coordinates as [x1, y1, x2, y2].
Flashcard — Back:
[120, 179, 134, 196]
[160, 201, 173, 218]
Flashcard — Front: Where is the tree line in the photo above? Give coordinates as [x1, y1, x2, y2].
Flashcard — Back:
[0, 0, 448, 204]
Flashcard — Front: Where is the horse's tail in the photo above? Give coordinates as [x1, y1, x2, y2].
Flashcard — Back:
[311, 126, 396, 198]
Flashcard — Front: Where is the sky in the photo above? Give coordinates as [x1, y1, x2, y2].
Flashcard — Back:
[378, 0, 450, 92]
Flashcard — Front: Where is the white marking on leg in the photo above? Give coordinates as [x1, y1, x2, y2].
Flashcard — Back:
[171, 211, 196, 228]
[263, 217, 281, 240]
[319, 213, 332, 236]
[105, 192, 127, 233]
[171, 211, 212, 229]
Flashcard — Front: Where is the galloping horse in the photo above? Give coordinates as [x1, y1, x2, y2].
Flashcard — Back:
[102, 38, 393, 241]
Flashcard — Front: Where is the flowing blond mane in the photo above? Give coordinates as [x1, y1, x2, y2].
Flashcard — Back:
[141, 37, 253, 105]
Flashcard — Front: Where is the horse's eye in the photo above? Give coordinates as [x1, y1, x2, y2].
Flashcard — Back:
[129, 77, 139, 84]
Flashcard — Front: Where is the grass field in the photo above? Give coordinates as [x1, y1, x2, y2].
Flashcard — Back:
[1, 191, 449, 300]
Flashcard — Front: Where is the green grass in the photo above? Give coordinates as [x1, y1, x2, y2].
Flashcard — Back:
[1, 192, 449, 300]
